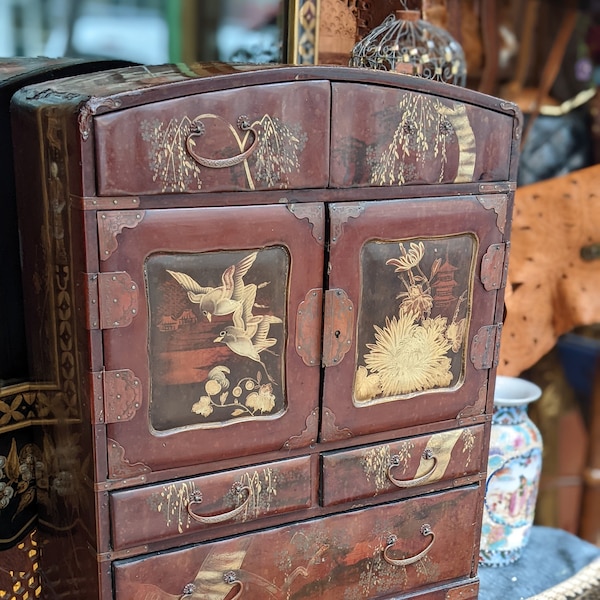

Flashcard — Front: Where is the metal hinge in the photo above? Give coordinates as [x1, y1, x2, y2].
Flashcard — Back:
[83, 271, 139, 330]
[480, 242, 510, 291]
[470, 324, 502, 370]
[90, 369, 142, 424]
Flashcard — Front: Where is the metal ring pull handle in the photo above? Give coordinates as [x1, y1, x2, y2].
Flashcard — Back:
[179, 574, 244, 600]
[186, 115, 258, 169]
[383, 524, 435, 567]
[387, 449, 438, 489]
[187, 482, 252, 524]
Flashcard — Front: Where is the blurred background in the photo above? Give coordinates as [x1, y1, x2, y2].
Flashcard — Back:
[0, 0, 286, 64]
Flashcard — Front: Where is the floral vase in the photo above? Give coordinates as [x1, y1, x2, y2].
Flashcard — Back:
[479, 375, 543, 567]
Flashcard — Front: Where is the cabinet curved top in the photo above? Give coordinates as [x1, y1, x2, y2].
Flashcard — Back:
[12, 62, 521, 120]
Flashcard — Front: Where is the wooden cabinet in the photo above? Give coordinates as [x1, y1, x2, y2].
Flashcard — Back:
[11, 63, 520, 598]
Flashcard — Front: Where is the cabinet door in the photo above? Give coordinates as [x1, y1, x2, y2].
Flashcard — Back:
[321, 195, 507, 441]
[95, 203, 324, 479]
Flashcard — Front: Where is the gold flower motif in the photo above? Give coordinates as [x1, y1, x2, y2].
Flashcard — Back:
[398, 283, 434, 319]
[354, 366, 383, 402]
[191, 396, 213, 417]
[386, 241, 425, 272]
[446, 318, 466, 352]
[245, 384, 275, 414]
[205, 379, 221, 396]
[207, 366, 231, 389]
[364, 313, 453, 396]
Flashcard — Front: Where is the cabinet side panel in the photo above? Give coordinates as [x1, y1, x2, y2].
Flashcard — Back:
[11, 94, 102, 598]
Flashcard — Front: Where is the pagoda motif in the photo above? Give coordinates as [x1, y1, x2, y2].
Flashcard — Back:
[431, 258, 459, 309]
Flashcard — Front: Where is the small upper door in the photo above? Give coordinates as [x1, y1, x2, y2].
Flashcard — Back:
[321, 194, 508, 442]
[96, 202, 324, 479]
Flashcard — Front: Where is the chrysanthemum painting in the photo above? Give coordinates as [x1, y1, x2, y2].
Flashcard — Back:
[354, 236, 474, 404]
[362, 313, 453, 397]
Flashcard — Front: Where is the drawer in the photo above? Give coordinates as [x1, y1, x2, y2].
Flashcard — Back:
[94, 80, 330, 195]
[113, 485, 481, 599]
[330, 82, 515, 188]
[322, 425, 485, 507]
[110, 455, 314, 551]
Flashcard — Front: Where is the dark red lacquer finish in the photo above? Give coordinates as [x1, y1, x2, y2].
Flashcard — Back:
[10, 63, 520, 598]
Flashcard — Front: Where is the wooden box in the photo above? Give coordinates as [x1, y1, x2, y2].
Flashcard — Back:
[11, 63, 521, 598]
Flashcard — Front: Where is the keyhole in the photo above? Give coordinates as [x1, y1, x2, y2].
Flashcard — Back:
[334, 330, 341, 338]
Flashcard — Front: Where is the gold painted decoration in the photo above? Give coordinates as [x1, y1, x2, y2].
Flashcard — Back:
[360, 428, 473, 493]
[147, 248, 288, 430]
[368, 97, 476, 186]
[141, 113, 307, 192]
[141, 117, 203, 192]
[354, 235, 475, 405]
[152, 468, 279, 534]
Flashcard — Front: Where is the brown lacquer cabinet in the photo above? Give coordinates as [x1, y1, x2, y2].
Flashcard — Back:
[11, 64, 520, 599]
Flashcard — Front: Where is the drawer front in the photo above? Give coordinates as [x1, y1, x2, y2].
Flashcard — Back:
[330, 82, 515, 188]
[322, 425, 485, 506]
[113, 485, 481, 599]
[94, 81, 330, 195]
[110, 455, 314, 550]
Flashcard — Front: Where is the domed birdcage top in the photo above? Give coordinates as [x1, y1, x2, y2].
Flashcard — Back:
[349, 7, 467, 86]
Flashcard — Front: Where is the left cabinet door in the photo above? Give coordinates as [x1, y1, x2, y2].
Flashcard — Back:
[95, 203, 324, 479]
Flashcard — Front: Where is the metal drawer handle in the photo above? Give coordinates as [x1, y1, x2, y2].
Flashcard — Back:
[187, 482, 252, 524]
[186, 114, 258, 169]
[387, 449, 438, 488]
[383, 524, 435, 567]
[179, 576, 244, 599]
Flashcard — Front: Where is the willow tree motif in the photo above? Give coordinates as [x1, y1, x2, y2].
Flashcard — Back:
[368, 96, 474, 186]
[251, 115, 307, 188]
[141, 117, 203, 192]
[142, 114, 306, 191]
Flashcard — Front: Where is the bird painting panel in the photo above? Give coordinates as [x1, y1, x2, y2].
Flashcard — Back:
[145, 246, 289, 431]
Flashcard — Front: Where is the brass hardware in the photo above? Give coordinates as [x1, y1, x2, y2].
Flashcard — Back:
[322, 289, 354, 367]
[187, 482, 253, 524]
[179, 583, 196, 598]
[480, 243, 509, 291]
[581, 243, 600, 261]
[179, 576, 243, 600]
[320, 407, 353, 442]
[477, 194, 508, 234]
[222, 572, 244, 599]
[97, 209, 145, 260]
[89, 271, 139, 330]
[387, 449, 438, 488]
[383, 524, 435, 566]
[186, 114, 258, 168]
[102, 369, 142, 424]
[295, 289, 323, 366]
[470, 324, 502, 370]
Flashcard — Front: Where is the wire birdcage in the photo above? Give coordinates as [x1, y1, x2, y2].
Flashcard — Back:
[350, 5, 467, 86]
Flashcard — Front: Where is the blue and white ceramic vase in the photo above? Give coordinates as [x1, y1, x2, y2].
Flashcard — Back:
[479, 375, 543, 567]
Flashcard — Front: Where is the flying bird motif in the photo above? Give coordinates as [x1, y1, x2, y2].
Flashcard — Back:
[213, 291, 282, 382]
[167, 252, 259, 322]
